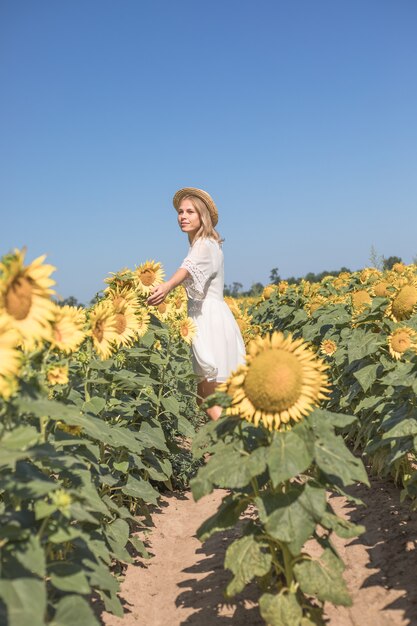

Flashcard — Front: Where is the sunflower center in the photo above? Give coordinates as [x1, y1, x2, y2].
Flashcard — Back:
[374, 281, 389, 297]
[391, 331, 411, 353]
[181, 323, 189, 336]
[140, 269, 156, 286]
[5, 276, 33, 320]
[352, 290, 371, 309]
[157, 303, 167, 314]
[93, 320, 104, 343]
[115, 313, 127, 334]
[244, 349, 303, 413]
[392, 286, 417, 320]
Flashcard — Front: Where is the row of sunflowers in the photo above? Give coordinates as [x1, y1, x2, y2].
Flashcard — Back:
[0, 248, 201, 626]
[190, 262, 417, 625]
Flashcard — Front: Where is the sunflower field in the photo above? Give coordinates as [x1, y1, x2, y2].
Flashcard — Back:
[0, 249, 201, 625]
[3, 248, 417, 626]
[191, 262, 417, 625]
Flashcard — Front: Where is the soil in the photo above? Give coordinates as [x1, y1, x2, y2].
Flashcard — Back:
[101, 476, 417, 626]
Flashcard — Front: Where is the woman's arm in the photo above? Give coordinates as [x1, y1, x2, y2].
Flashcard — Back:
[147, 267, 190, 306]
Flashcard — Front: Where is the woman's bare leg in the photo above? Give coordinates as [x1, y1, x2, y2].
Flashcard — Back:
[197, 379, 223, 421]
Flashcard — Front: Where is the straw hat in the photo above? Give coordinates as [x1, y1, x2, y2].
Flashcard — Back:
[173, 187, 218, 227]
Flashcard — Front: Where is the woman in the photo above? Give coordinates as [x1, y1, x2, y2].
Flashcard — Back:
[147, 187, 246, 420]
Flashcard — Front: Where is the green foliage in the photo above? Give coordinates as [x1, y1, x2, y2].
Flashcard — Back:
[0, 317, 200, 624]
[191, 407, 367, 624]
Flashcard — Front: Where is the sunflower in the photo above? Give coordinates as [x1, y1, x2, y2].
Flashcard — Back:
[387, 327, 417, 360]
[104, 286, 140, 312]
[56, 422, 83, 436]
[50, 304, 87, 354]
[351, 289, 372, 312]
[262, 285, 277, 300]
[47, 365, 69, 386]
[89, 301, 119, 359]
[178, 317, 197, 345]
[372, 280, 390, 297]
[0, 322, 21, 399]
[359, 268, 380, 284]
[224, 297, 241, 317]
[0, 376, 19, 400]
[386, 284, 417, 322]
[278, 280, 289, 294]
[135, 260, 165, 295]
[392, 262, 407, 274]
[305, 295, 327, 316]
[149, 300, 173, 322]
[113, 306, 142, 348]
[169, 287, 188, 316]
[0, 249, 56, 346]
[235, 312, 254, 336]
[320, 339, 338, 356]
[333, 276, 349, 290]
[218, 332, 329, 431]
[104, 268, 137, 292]
[136, 307, 151, 338]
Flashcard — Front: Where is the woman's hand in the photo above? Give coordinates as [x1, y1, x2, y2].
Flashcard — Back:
[147, 282, 171, 306]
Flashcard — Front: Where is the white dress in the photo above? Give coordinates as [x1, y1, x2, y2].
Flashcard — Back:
[180, 237, 246, 383]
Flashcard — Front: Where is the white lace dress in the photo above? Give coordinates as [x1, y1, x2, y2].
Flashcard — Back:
[180, 237, 246, 383]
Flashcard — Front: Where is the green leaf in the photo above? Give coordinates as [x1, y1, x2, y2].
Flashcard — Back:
[82, 396, 106, 415]
[138, 421, 169, 452]
[50, 595, 99, 626]
[321, 511, 365, 538]
[192, 446, 266, 494]
[314, 430, 369, 487]
[224, 534, 272, 596]
[294, 548, 352, 606]
[0, 425, 39, 450]
[353, 363, 379, 392]
[14, 535, 46, 577]
[267, 426, 314, 487]
[49, 562, 91, 594]
[0, 578, 46, 626]
[259, 591, 302, 626]
[122, 475, 160, 505]
[347, 332, 382, 362]
[161, 396, 180, 414]
[257, 483, 326, 554]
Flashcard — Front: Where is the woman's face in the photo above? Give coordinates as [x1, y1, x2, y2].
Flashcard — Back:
[177, 199, 202, 238]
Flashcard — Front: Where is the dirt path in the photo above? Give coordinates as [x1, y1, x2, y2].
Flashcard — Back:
[102, 478, 417, 626]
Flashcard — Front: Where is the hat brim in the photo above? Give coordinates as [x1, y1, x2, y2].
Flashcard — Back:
[173, 187, 218, 227]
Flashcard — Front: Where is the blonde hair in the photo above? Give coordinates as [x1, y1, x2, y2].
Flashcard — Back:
[179, 194, 224, 245]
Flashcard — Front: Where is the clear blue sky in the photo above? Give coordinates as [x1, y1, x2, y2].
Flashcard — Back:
[1, 0, 417, 303]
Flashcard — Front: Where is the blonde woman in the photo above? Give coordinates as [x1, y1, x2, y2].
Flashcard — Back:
[148, 187, 246, 420]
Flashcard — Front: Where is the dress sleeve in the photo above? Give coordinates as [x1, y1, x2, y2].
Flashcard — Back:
[180, 239, 216, 300]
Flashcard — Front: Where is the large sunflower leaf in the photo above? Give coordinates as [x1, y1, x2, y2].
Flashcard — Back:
[49, 562, 91, 594]
[353, 363, 380, 392]
[313, 430, 369, 487]
[266, 426, 314, 487]
[191, 445, 267, 499]
[0, 579, 46, 626]
[257, 483, 326, 554]
[294, 548, 352, 606]
[259, 591, 302, 626]
[224, 534, 272, 597]
[50, 595, 99, 626]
